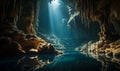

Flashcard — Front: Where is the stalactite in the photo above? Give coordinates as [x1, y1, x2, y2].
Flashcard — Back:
[13, 0, 16, 9]
[74, 0, 93, 28]
[69, 0, 120, 41]
[112, 17, 120, 35]
[80, 0, 83, 24]
[2, 0, 58, 55]
[84, 0, 87, 27]
[5, 0, 10, 20]
[17, 0, 22, 22]
[2, 0, 6, 21]
[86, 0, 89, 27]
[82, 0, 85, 25]
[35, 0, 40, 32]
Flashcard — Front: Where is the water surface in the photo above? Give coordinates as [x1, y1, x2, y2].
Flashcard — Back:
[0, 51, 119, 71]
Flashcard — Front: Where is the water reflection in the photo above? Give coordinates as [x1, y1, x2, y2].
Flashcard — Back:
[0, 51, 120, 71]
[0, 54, 55, 71]
[81, 51, 120, 71]
[17, 55, 54, 71]
[37, 51, 101, 71]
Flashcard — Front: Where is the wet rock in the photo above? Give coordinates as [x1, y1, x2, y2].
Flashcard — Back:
[18, 34, 59, 54]
[0, 35, 59, 55]
[26, 34, 37, 39]
[113, 48, 120, 60]
[103, 44, 110, 48]
[38, 44, 57, 54]
[10, 30, 26, 41]
[19, 38, 40, 53]
[106, 51, 113, 58]
[98, 49, 105, 54]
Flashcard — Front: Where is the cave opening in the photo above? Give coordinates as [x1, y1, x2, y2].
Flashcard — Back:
[37, 0, 100, 51]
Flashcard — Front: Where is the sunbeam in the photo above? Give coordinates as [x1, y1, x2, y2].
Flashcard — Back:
[47, 0, 80, 49]
[51, 0, 60, 9]
[0, 0, 120, 71]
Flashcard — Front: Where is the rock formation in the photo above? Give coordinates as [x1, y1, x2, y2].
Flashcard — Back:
[0, 0, 59, 56]
[64, 0, 120, 61]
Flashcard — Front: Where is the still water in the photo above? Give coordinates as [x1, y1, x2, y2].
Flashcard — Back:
[0, 51, 119, 71]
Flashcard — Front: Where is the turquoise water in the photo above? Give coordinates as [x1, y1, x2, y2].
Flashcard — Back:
[0, 51, 119, 71]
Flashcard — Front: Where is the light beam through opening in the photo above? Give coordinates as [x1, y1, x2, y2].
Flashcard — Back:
[51, 0, 60, 9]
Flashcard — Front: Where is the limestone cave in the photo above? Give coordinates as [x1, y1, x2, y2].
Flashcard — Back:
[0, 0, 120, 71]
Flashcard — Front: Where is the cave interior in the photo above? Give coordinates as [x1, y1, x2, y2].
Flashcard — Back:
[0, 0, 120, 71]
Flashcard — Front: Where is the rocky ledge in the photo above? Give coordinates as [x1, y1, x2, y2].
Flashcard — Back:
[79, 39, 120, 64]
[0, 25, 60, 56]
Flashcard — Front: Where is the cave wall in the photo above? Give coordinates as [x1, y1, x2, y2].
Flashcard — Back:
[1, 0, 120, 41]
[76, 0, 120, 40]
[17, 0, 39, 34]
[0, 0, 58, 56]
[0, 0, 39, 34]
[65, 0, 120, 42]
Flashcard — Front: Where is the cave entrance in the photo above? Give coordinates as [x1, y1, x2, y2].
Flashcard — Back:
[38, 0, 99, 51]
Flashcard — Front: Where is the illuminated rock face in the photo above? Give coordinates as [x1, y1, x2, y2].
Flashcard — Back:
[68, 0, 120, 51]
[68, 0, 120, 62]
[0, 0, 58, 56]
[67, 0, 120, 39]
[0, 31, 58, 56]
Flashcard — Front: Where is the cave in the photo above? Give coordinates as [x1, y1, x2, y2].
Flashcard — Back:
[0, 0, 120, 71]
